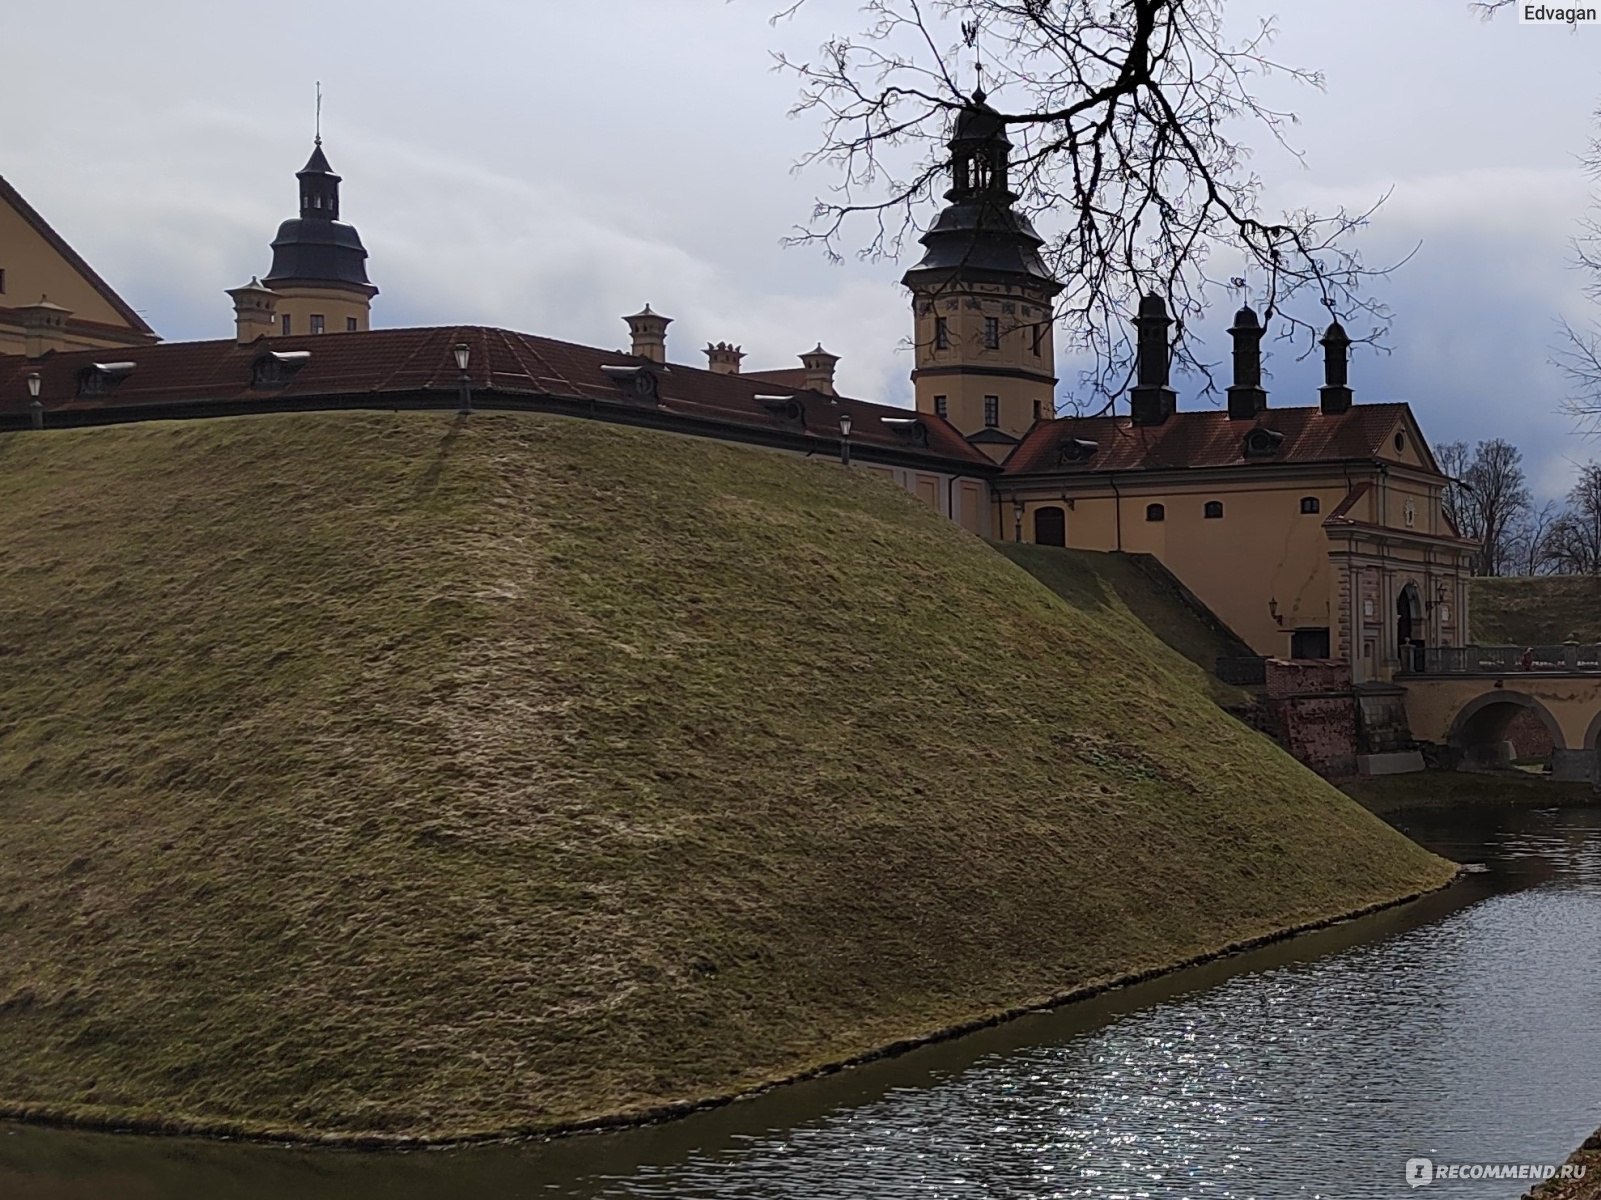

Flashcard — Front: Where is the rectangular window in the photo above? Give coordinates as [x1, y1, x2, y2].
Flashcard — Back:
[1290, 628, 1331, 660]
[1031, 323, 1043, 356]
[0, 267, 7, 294]
[984, 395, 999, 427]
[934, 394, 948, 418]
[280, 314, 291, 336]
[346, 316, 359, 332]
[984, 316, 1000, 349]
[934, 316, 949, 350]
[310, 314, 326, 335]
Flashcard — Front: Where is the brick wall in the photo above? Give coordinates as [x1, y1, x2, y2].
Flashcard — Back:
[1264, 659, 1359, 777]
[1505, 707, 1555, 761]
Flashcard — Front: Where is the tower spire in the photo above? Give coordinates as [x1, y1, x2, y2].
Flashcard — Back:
[315, 81, 323, 147]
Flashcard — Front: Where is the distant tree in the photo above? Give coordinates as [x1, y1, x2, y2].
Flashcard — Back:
[1548, 463, 1601, 575]
[1440, 438, 1531, 575]
[776, 0, 1394, 398]
[1506, 498, 1564, 577]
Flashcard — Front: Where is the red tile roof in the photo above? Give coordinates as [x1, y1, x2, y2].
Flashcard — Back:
[0, 176, 158, 340]
[1002, 405, 1427, 475]
[0, 325, 993, 468]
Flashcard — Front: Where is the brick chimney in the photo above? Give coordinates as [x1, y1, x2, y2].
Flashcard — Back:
[1319, 319, 1353, 415]
[705, 341, 744, 374]
[1226, 304, 1267, 420]
[226, 277, 279, 344]
[623, 304, 672, 363]
[19, 296, 72, 358]
[1128, 293, 1176, 426]
[800, 343, 839, 395]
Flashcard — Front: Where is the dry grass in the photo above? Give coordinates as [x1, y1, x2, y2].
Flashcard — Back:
[0, 411, 1455, 1140]
[1472, 576, 1601, 644]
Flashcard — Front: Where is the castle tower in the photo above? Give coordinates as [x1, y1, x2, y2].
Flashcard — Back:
[260, 141, 378, 337]
[902, 89, 1062, 457]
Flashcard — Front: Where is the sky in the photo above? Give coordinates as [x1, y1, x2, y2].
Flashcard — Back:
[4, 0, 1601, 498]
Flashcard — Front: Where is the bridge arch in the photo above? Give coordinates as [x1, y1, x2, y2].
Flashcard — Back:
[1447, 690, 1565, 773]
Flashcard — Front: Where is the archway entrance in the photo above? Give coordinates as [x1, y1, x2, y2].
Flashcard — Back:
[1449, 692, 1563, 774]
[1034, 506, 1066, 548]
[1397, 583, 1424, 673]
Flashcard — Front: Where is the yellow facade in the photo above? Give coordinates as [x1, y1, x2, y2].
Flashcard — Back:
[267, 283, 372, 338]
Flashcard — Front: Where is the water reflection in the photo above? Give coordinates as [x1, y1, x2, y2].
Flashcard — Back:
[4, 804, 1600, 1199]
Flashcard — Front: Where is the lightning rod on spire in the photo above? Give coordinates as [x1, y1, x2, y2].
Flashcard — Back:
[315, 81, 323, 146]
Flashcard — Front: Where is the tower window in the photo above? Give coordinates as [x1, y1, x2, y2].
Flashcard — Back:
[934, 394, 948, 418]
[934, 317, 949, 350]
[1146, 503, 1166, 522]
[984, 395, 999, 427]
[1033, 400, 1042, 422]
[281, 314, 292, 336]
[1300, 496, 1321, 514]
[310, 314, 326, 335]
[984, 317, 1000, 349]
[1031, 323, 1042, 356]
[1204, 500, 1224, 519]
[0, 268, 7, 294]
[347, 317, 359, 332]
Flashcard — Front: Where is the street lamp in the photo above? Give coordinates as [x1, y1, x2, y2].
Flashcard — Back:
[26, 371, 42, 431]
[838, 411, 852, 467]
[1013, 499, 1025, 542]
[452, 343, 472, 414]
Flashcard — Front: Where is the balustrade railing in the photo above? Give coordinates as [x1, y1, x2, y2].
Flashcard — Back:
[1413, 644, 1601, 675]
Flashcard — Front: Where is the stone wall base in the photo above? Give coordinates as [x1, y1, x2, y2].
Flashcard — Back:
[1357, 750, 1426, 776]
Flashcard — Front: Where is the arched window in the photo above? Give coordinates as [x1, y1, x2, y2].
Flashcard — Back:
[1034, 506, 1066, 548]
[1300, 496, 1321, 514]
[1204, 500, 1224, 519]
[1146, 503, 1165, 522]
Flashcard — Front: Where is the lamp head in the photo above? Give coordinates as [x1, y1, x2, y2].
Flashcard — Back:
[452, 343, 470, 372]
[26, 372, 41, 399]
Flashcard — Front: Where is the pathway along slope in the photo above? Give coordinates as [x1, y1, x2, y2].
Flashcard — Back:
[0, 411, 1456, 1143]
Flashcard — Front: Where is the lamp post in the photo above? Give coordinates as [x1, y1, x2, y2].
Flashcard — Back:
[838, 412, 852, 467]
[1013, 499, 1025, 543]
[453, 342, 472, 414]
[26, 371, 42, 430]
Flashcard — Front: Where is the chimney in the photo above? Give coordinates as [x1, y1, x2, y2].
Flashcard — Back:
[623, 304, 671, 363]
[800, 343, 839, 395]
[1128, 293, 1176, 426]
[705, 341, 744, 375]
[1319, 319, 1353, 415]
[1226, 304, 1267, 420]
[227, 277, 279, 344]
[19, 296, 72, 358]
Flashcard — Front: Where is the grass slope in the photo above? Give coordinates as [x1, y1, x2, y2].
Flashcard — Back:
[1472, 576, 1601, 644]
[0, 411, 1454, 1141]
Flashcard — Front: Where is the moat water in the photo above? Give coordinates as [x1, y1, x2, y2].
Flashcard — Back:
[5, 803, 1601, 1199]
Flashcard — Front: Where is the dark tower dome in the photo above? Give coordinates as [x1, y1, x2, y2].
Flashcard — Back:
[263, 142, 377, 294]
[902, 90, 1059, 290]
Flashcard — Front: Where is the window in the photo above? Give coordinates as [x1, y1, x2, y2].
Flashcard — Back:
[1300, 496, 1321, 514]
[1394, 431, 1406, 453]
[934, 317, 949, 350]
[984, 317, 1000, 349]
[983, 395, 999, 427]
[1033, 400, 1043, 422]
[1031, 323, 1043, 356]
[1146, 503, 1166, 522]
[933, 394, 948, 418]
[280, 314, 291, 336]
[1204, 500, 1224, 519]
[0, 267, 7, 294]
[347, 317, 359, 332]
[1034, 506, 1067, 548]
[1290, 628, 1331, 660]
[310, 314, 326, 335]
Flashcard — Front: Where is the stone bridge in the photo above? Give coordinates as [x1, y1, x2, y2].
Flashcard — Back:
[1401, 644, 1601, 783]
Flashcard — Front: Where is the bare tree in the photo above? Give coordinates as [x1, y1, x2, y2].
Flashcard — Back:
[1507, 498, 1564, 577]
[775, 0, 1395, 399]
[1549, 463, 1601, 574]
[1440, 438, 1531, 575]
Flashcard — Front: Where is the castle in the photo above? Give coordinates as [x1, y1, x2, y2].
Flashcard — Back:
[0, 95, 1475, 695]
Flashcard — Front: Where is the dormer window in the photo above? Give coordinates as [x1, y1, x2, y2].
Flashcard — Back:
[600, 363, 661, 404]
[251, 350, 311, 388]
[75, 362, 136, 398]
[1244, 428, 1284, 459]
[1057, 438, 1100, 466]
[880, 415, 929, 446]
[755, 394, 805, 425]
